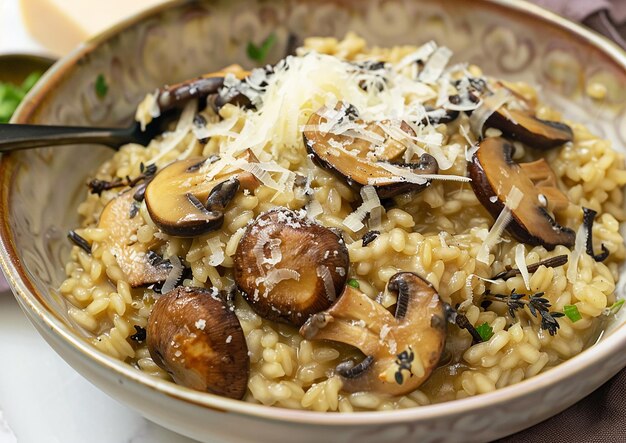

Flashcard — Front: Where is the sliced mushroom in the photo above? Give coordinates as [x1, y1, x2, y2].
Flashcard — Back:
[303, 102, 438, 199]
[147, 286, 249, 399]
[468, 137, 575, 249]
[98, 191, 170, 287]
[145, 150, 260, 237]
[155, 65, 250, 114]
[233, 208, 349, 326]
[485, 107, 573, 150]
[300, 272, 446, 396]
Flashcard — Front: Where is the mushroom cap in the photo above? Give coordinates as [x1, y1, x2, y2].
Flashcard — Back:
[144, 151, 259, 237]
[147, 286, 249, 399]
[485, 108, 573, 150]
[300, 272, 446, 396]
[234, 208, 349, 326]
[303, 102, 438, 199]
[98, 191, 170, 287]
[468, 137, 575, 249]
[155, 65, 250, 114]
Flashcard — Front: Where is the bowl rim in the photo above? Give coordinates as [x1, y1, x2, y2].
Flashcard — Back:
[1, 0, 626, 427]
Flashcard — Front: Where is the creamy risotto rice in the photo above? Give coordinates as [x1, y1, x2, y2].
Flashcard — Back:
[61, 33, 626, 412]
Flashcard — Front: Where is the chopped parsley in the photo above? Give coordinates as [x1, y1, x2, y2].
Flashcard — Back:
[607, 299, 625, 316]
[563, 304, 582, 323]
[475, 322, 494, 341]
[247, 33, 277, 63]
[95, 74, 109, 98]
[347, 278, 360, 289]
[0, 71, 42, 123]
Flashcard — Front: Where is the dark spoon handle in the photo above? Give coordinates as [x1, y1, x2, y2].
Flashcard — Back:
[0, 123, 137, 152]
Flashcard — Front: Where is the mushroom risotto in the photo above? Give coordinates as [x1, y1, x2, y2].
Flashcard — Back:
[61, 34, 626, 412]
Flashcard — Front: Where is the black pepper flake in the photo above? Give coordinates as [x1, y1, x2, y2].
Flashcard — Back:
[361, 230, 380, 246]
[582, 207, 609, 262]
[130, 325, 146, 343]
[67, 230, 92, 254]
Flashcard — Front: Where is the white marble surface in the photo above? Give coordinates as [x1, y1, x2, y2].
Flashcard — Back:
[0, 288, 205, 443]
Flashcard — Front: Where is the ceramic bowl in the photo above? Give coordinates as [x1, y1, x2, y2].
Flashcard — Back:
[1, 1, 626, 442]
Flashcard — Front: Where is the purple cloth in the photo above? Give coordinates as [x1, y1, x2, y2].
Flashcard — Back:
[534, 0, 626, 49]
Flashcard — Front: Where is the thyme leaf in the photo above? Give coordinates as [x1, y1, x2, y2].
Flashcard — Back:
[483, 291, 562, 336]
[88, 163, 157, 195]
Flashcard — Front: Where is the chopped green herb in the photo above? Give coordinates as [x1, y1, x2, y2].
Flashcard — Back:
[247, 33, 277, 63]
[0, 71, 42, 123]
[95, 74, 109, 98]
[21, 72, 42, 91]
[607, 299, 625, 315]
[347, 278, 360, 289]
[475, 322, 494, 341]
[563, 305, 582, 323]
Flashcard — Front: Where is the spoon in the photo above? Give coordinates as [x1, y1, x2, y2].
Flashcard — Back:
[0, 71, 246, 153]
[0, 119, 167, 152]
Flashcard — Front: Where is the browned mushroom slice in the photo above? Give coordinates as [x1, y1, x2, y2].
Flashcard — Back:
[147, 286, 249, 399]
[468, 137, 575, 249]
[303, 102, 438, 199]
[155, 65, 250, 114]
[98, 191, 170, 287]
[485, 108, 573, 150]
[145, 150, 260, 237]
[300, 272, 446, 396]
[233, 208, 349, 326]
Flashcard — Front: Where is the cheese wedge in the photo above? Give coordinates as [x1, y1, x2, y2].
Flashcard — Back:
[20, 0, 168, 56]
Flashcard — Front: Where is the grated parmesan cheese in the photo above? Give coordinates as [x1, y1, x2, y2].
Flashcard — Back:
[343, 185, 381, 232]
[469, 89, 511, 136]
[476, 186, 523, 264]
[419, 46, 453, 83]
[567, 224, 587, 284]
[515, 244, 531, 290]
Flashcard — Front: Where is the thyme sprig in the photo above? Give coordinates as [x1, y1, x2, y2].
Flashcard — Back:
[88, 163, 157, 195]
[492, 255, 568, 281]
[443, 303, 484, 344]
[483, 290, 564, 336]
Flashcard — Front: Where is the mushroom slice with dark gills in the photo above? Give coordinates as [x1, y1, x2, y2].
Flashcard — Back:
[485, 107, 573, 150]
[145, 150, 260, 237]
[147, 286, 249, 399]
[469, 137, 575, 249]
[303, 102, 438, 199]
[98, 191, 170, 287]
[300, 272, 446, 396]
[154, 65, 250, 114]
[233, 208, 349, 326]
